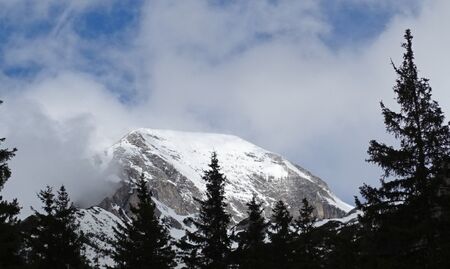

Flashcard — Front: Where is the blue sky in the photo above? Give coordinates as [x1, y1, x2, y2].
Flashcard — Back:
[322, 1, 395, 47]
[0, 0, 415, 109]
[0, 0, 406, 81]
[1, 0, 449, 215]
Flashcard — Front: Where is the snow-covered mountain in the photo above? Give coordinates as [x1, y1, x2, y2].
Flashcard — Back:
[97, 128, 351, 222]
[77, 128, 353, 268]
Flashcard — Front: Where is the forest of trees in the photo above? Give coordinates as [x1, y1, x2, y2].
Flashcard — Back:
[1, 29, 450, 268]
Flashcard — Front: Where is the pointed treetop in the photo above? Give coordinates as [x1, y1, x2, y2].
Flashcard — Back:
[296, 198, 316, 234]
[38, 186, 55, 215]
[209, 151, 220, 169]
[135, 173, 152, 206]
[403, 29, 413, 54]
[401, 29, 417, 78]
[56, 185, 71, 209]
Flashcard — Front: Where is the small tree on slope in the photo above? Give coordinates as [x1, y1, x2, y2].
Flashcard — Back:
[28, 185, 88, 269]
[292, 198, 319, 269]
[178, 152, 231, 269]
[267, 200, 293, 269]
[234, 196, 269, 269]
[111, 173, 176, 269]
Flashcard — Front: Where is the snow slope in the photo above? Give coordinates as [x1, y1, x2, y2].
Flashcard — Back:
[77, 207, 123, 268]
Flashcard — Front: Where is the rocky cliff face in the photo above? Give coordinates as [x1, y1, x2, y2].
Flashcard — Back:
[96, 129, 352, 226]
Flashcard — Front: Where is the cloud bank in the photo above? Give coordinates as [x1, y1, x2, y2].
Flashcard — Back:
[1, 0, 449, 216]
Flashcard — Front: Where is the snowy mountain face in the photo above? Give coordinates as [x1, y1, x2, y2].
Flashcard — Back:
[77, 128, 353, 268]
[77, 207, 123, 267]
[96, 129, 352, 224]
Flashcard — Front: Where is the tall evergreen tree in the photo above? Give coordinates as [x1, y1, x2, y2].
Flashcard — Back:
[356, 29, 450, 268]
[0, 100, 23, 268]
[179, 152, 231, 269]
[267, 200, 293, 269]
[234, 196, 268, 269]
[111, 173, 175, 269]
[28, 185, 88, 269]
[292, 198, 319, 269]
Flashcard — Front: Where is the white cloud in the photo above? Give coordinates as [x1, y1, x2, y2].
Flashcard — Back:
[0, 96, 115, 217]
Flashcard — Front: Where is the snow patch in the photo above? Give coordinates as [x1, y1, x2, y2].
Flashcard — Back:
[323, 192, 354, 213]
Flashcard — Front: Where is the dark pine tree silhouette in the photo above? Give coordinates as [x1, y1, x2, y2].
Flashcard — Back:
[111, 173, 175, 269]
[234, 196, 268, 269]
[178, 152, 231, 269]
[320, 221, 359, 269]
[295, 198, 316, 237]
[293, 198, 319, 269]
[28, 185, 88, 269]
[355, 29, 450, 268]
[0, 100, 23, 268]
[267, 200, 293, 269]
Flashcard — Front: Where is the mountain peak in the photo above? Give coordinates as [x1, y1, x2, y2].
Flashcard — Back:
[101, 128, 352, 221]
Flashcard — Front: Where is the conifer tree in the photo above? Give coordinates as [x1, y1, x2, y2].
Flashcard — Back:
[111, 173, 175, 269]
[295, 198, 316, 236]
[179, 152, 231, 269]
[0, 100, 23, 268]
[293, 198, 319, 269]
[234, 196, 268, 269]
[356, 29, 450, 267]
[28, 185, 88, 269]
[267, 200, 293, 269]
